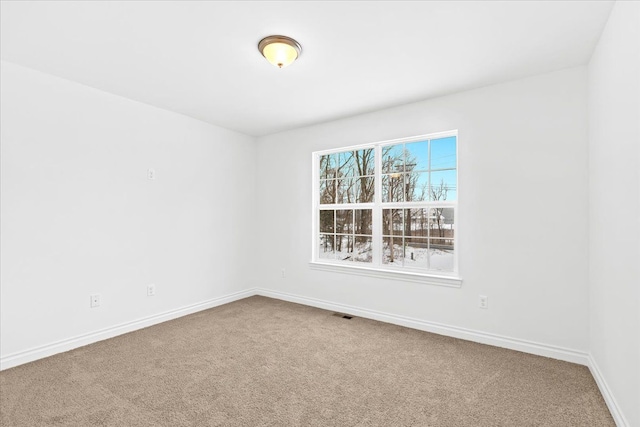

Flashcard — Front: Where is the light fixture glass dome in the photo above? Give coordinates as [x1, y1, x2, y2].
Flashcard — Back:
[258, 35, 302, 68]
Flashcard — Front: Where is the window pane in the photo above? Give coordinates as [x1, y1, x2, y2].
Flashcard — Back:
[319, 210, 335, 233]
[354, 176, 374, 203]
[382, 236, 404, 265]
[354, 236, 372, 263]
[405, 172, 428, 202]
[336, 210, 353, 233]
[431, 237, 454, 252]
[404, 238, 429, 268]
[382, 144, 404, 173]
[320, 179, 336, 204]
[429, 238, 454, 271]
[353, 149, 375, 176]
[354, 209, 372, 235]
[337, 178, 356, 203]
[319, 234, 335, 259]
[430, 136, 457, 170]
[336, 235, 353, 261]
[407, 208, 429, 237]
[337, 151, 355, 177]
[382, 209, 403, 236]
[429, 208, 455, 239]
[319, 154, 337, 179]
[429, 169, 456, 201]
[405, 140, 428, 171]
[382, 174, 404, 202]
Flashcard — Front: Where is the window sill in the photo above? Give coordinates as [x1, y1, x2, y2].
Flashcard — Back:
[308, 261, 462, 288]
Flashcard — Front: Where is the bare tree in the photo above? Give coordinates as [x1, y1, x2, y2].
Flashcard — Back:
[430, 179, 449, 238]
[353, 149, 374, 247]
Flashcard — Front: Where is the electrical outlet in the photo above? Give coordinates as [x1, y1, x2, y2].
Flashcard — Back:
[479, 295, 488, 309]
[90, 294, 101, 308]
[147, 284, 156, 297]
[281, 268, 286, 278]
[147, 168, 156, 180]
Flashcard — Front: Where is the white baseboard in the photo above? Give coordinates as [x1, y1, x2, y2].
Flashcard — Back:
[0, 287, 589, 370]
[254, 288, 590, 366]
[4, 286, 624, 425]
[1, 286, 590, 369]
[0, 289, 254, 371]
[256, 288, 632, 426]
[588, 354, 629, 427]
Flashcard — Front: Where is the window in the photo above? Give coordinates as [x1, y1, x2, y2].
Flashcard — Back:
[312, 131, 459, 284]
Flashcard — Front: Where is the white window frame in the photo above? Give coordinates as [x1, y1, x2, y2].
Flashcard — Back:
[310, 131, 461, 287]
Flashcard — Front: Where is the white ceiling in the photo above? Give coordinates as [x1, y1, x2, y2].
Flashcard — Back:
[1, 1, 613, 137]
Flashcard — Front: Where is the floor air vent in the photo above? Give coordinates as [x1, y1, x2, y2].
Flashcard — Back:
[333, 313, 353, 320]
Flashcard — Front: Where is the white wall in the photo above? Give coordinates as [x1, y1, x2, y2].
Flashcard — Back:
[0, 61, 256, 366]
[255, 67, 590, 358]
[2, 12, 636, 420]
[588, 1, 640, 426]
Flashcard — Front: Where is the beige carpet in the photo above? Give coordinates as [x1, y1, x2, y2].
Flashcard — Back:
[0, 296, 613, 426]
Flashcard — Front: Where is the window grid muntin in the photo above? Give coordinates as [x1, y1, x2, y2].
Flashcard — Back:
[380, 137, 457, 203]
[381, 206, 455, 269]
[318, 207, 373, 263]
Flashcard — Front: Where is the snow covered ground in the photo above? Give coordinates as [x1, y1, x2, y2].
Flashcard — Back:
[318, 238, 454, 271]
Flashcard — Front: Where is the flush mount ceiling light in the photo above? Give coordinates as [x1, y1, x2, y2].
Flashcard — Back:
[258, 35, 302, 69]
